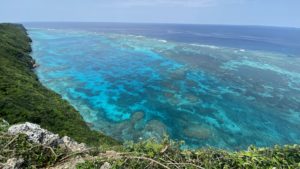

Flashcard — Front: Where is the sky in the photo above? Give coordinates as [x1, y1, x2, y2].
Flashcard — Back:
[0, 0, 299, 28]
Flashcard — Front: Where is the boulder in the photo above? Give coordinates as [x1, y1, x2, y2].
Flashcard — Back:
[2, 158, 24, 169]
[61, 136, 86, 152]
[100, 162, 111, 169]
[7, 122, 87, 152]
[8, 122, 61, 147]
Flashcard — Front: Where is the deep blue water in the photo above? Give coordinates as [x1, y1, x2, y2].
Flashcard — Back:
[26, 22, 300, 149]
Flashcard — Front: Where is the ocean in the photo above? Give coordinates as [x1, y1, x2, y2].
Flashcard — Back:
[25, 22, 300, 149]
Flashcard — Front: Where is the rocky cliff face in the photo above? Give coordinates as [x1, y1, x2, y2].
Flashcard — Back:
[0, 23, 118, 147]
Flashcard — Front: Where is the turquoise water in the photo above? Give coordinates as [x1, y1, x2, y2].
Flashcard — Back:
[29, 27, 300, 149]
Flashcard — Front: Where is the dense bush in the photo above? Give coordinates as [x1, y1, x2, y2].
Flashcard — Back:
[0, 23, 119, 146]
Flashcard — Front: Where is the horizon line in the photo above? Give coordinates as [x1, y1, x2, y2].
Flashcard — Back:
[2, 21, 299, 29]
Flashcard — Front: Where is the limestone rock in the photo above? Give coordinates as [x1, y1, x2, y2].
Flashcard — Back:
[7, 122, 87, 152]
[61, 136, 87, 152]
[8, 122, 61, 147]
[100, 162, 111, 169]
[3, 158, 24, 169]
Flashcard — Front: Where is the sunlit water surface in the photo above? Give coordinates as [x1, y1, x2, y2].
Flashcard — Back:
[28, 24, 300, 149]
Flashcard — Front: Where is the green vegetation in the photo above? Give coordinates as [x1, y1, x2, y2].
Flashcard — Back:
[1, 119, 300, 168]
[76, 138, 300, 169]
[0, 23, 299, 168]
[0, 23, 118, 146]
[0, 119, 63, 168]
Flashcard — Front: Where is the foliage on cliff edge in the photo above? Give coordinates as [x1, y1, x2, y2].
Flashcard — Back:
[0, 23, 118, 147]
[1, 119, 300, 168]
[76, 138, 300, 169]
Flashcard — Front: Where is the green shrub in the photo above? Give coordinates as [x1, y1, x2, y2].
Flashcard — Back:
[76, 138, 300, 169]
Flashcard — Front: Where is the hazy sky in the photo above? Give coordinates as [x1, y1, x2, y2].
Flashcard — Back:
[0, 0, 299, 27]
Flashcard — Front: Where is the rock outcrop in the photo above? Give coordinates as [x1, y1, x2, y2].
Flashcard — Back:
[8, 122, 61, 147]
[100, 162, 111, 169]
[61, 136, 86, 152]
[2, 158, 24, 169]
[7, 122, 86, 152]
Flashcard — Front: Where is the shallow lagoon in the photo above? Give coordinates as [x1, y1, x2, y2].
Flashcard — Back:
[29, 27, 300, 149]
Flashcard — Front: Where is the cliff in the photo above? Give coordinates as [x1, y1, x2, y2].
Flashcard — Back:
[0, 23, 299, 169]
[0, 23, 118, 146]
